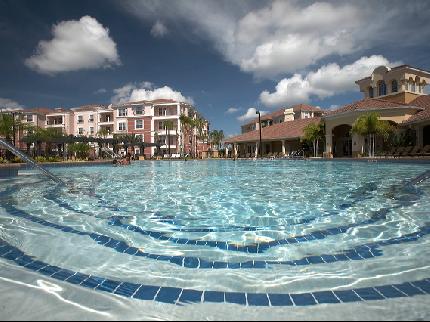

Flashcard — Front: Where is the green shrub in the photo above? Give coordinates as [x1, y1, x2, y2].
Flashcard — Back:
[0, 157, 7, 163]
[11, 156, 23, 163]
[35, 156, 47, 163]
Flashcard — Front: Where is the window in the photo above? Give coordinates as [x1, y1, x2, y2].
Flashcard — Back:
[378, 81, 387, 96]
[411, 82, 416, 92]
[118, 122, 126, 131]
[135, 119, 143, 129]
[26, 114, 33, 122]
[158, 107, 166, 116]
[90, 127, 94, 135]
[391, 80, 398, 93]
[159, 122, 164, 130]
[369, 87, 374, 98]
[134, 106, 144, 115]
[78, 115, 84, 124]
[118, 108, 127, 117]
[78, 128, 84, 135]
[89, 114, 94, 122]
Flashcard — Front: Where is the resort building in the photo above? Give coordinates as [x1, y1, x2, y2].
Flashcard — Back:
[227, 64, 430, 159]
[227, 105, 323, 157]
[0, 99, 209, 159]
[324, 65, 430, 157]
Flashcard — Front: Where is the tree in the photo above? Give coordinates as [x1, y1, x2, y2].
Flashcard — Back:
[351, 112, 392, 158]
[209, 130, 225, 151]
[163, 119, 175, 157]
[179, 114, 192, 156]
[193, 117, 206, 158]
[303, 122, 325, 157]
[68, 143, 90, 160]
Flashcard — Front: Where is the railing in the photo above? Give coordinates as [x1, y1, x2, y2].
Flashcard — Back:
[0, 138, 64, 185]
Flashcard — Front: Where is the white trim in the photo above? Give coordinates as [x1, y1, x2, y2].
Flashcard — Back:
[135, 119, 144, 129]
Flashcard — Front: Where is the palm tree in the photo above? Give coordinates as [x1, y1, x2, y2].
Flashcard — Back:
[163, 119, 175, 157]
[193, 117, 206, 158]
[351, 112, 392, 158]
[97, 127, 111, 158]
[303, 122, 325, 157]
[179, 114, 192, 156]
[209, 130, 225, 151]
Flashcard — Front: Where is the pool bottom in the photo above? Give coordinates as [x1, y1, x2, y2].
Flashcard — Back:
[0, 261, 429, 321]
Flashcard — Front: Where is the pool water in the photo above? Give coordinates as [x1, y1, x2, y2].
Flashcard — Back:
[0, 160, 429, 320]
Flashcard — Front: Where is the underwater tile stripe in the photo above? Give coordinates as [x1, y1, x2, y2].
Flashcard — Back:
[0, 237, 429, 307]
[2, 202, 430, 271]
[109, 207, 391, 254]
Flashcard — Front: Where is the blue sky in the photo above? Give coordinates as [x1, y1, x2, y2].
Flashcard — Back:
[1, 0, 430, 136]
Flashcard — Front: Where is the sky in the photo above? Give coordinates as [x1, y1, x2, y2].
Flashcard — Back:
[1, 0, 430, 137]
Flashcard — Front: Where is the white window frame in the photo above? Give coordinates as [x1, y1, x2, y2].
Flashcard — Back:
[134, 106, 144, 115]
[89, 114, 94, 122]
[118, 122, 127, 131]
[118, 108, 127, 117]
[26, 114, 33, 122]
[78, 128, 84, 135]
[90, 127, 94, 135]
[135, 119, 143, 129]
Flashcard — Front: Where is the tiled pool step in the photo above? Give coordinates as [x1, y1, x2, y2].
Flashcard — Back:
[2, 202, 430, 270]
[0, 238, 429, 306]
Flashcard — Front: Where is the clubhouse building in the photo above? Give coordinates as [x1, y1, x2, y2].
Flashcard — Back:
[226, 64, 430, 158]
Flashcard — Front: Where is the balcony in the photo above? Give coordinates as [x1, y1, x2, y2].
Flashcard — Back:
[99, 116, 114, 124]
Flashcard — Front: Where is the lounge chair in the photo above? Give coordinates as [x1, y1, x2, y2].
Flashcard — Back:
[418, 145, 430, 157]
[393, 147, 406, 158]
[400, 146, 414, 157]
[382, 147, 396, 158]
[407, 146, 421, 157]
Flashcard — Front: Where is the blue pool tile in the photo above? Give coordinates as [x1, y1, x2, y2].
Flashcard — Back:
[179, 289, 203, 304]
[290, 293, 317, 306]
[239, 261, 254, 269]
[4, 250, 23, 261]
[312, 291, 340, 304]
[292, 258, 308, 266]
[267, 293, 294, 306]
[51, 269, 76, 281]
[333, 290, 362, 303]
[14, 255, 33, 267]
[114, 242, 129, 253]
[204, 291, 225, 303]
[375, 285, 407, 298]
[334, 254, 350, 262]
[225, 292, 246, 305]
[25, 260, 46, 271]
[66, 272, 90, 285]
[155, 287, 182, 304]
[310, 231, 326, 239]
[124, 247, 138, 255]
[114, 282, 141, 297]
[354, 287, 385, 301]
[81, 276, 105, 289]
[132, 285, 159, 300]
[104, 240, 120, 248]
[227, 262, 241, 269]
[392, 282, 425, 296]
[96, 280, 122, 293]
[183, 257, 199, 268]
[38, 265, 62, 276]
[307, 256, 325, 264]
[169, 256, 183, 266]
[320, 255, 337, 263]
[212, 261, 228, 269]
[198, 260, 213, 269]
[411, 280, 430, 294]
[247, 293, 269, 306]
[345, 251, 363, 261]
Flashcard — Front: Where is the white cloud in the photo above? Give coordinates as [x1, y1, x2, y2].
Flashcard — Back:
[225, 107, 240, 114]
[111, 82, 193, 104]
[260, 55, 400, 107]
[121, 0, 430, 79]
[25, 16, 120, 74]
[0, 98, 24, 111]
[94, 88, 107, 94]
[237, 107, 267, 122]
[150, 20, 168, 38]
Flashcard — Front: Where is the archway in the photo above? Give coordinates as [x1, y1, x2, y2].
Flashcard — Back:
[333, 124, 352, 157]
[424, 125, 430, 146]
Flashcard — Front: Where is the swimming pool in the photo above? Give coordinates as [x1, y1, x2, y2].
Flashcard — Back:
[0, 160, 429, 320]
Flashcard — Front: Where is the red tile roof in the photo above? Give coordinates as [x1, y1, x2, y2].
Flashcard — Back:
[324, 98, 415, 117]
[226, 117, 321, 143]
[403, 95, 430, 124]
[243, 104, 321, 125]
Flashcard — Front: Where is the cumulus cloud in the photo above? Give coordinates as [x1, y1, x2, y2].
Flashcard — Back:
[0, 98, 24, 111]
[150, 20, 168, 38]
[237, 107, 267, 122]
[260, 55, 400, 107]
[25, 16, 120, 74]
[94, 88, 107, 94]
[111, 82, 193, 104]
[225, 107, 240, 114]
[120, 0, 429, 79]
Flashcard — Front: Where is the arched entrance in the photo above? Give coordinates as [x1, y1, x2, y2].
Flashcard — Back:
[424, 125, 430, 146]
[333, 124, 352, 157]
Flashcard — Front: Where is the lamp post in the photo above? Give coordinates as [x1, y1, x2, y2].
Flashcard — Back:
[256, 110, 262, 158]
